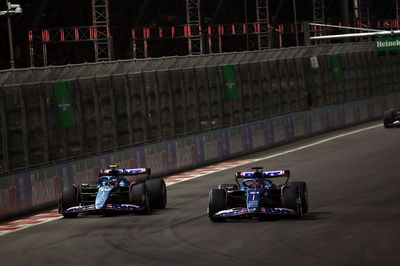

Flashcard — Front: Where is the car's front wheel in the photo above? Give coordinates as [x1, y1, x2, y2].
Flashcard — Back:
[208, 189, 227, 222]
[288, 181, 308, 214]
[147, 178, 167, 209]
[59, 185, 80, 218]
[283, 183, 303, 218]
[130, 182, 151, 214]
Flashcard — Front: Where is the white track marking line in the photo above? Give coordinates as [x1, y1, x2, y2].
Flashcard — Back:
[164, 123, 381, 186]
[0, 123, 381, 236]
[0, 212, 62, 236]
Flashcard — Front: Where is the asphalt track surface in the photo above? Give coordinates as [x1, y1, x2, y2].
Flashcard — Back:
[1, 121, 399, 266]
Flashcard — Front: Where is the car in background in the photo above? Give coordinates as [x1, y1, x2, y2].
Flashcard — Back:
[207, 167, 308, 222]
[58, 165, 167, 218]
[383, 108, 400, 128]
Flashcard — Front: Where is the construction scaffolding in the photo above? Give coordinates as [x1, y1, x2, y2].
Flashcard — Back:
[397, 0, 400, 21]
[91, 0, 112, 61]
[255, 0, 271, 50]
[28, 26, 98, 67]
[29, 1, 112, 67]
[27, 1, 400, 66]
[354, 0, 369, 27]
[186, 0, 203, 55]
[313, 0, 325, 23]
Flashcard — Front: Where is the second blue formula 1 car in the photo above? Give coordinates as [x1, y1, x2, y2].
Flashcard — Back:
[207, 167, 308, 222]
[58, 165, 167, 218]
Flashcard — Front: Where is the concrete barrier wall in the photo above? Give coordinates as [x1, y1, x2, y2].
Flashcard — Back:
[1, 92, 398, 220]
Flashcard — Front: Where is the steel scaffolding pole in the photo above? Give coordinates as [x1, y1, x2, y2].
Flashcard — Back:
[92, 0, 112, 61]
[186, 0, 203, 55]
[313, 0, 325, 23]
[354, 0, 369, 27]
[397, 0, 400, 21]
[255, 0, 271, 50]
[312, 0, 326, 39]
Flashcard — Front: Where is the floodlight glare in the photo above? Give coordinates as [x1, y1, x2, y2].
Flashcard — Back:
[15, 6, 22, 14]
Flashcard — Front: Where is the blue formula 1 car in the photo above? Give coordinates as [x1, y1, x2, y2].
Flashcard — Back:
[58, 165, 167, 218]
[207, 167, 308, 222]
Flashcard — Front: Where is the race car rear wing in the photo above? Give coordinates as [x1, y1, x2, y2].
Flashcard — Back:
[235, 169, 290, 186]
[99, 167, 151, 176]
[235, 170, 290, 178]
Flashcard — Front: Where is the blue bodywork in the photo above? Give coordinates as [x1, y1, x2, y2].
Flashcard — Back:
[94, 176, 129, 210]
[94, 175, 130, 210]
[62, 170, 145, 214]
[213, 170, 298, 218]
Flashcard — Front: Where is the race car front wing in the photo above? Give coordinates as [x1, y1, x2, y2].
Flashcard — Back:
[64, 203, 141, 214]
[214, 207, 298, 217]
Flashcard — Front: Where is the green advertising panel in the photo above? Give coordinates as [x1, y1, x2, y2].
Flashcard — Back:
[375, 36, 400, 51]
[330, 55, 344, 84]
[52, 82, 75, 128]
[221, 65, 239, 100]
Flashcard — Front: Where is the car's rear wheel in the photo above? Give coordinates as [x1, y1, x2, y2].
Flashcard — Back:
[283, 183, 302, 218]
[218, 184, 239, 191]
[147, 178, 167, 209]
[130, 182, 151, 214]
[59, 186, 80, 218]
[208, 189, 227, 222]
[383, 110, 394, 128]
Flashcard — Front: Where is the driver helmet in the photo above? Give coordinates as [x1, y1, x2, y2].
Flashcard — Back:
[264, 180, 275, 190]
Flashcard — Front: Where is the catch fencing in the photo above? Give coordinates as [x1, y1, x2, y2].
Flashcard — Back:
[0, 42, 398, 175]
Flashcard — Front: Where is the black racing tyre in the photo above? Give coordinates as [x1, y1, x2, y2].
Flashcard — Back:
[147, 178, 167, 209]
[218, 184, 239, 191]
[289, 181, 308, 214]
[60, 186, 80, 218]
[130, 182, 151, 214]
[283, 183, 302, 218]
[383, 110, 394, 128]
[208, 189, 227, 222]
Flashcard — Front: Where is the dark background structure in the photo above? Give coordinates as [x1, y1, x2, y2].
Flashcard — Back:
[0, 0, 398, 70]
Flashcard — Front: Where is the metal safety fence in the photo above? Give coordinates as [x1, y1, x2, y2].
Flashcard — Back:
[0, 42, 399, 175]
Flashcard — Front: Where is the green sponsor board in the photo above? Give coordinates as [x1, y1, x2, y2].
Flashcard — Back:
[330, 55, 344, 84]
[221, 65, 239, 100]
[375, 36, 400, 51]
[52, 82, 75, 128]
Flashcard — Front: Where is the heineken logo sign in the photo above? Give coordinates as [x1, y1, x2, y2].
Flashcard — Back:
[375, 36, 400, 51]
